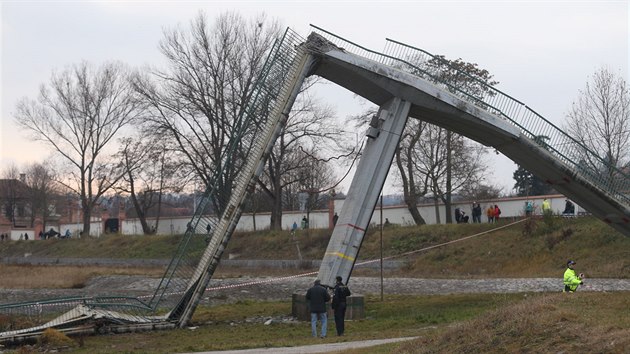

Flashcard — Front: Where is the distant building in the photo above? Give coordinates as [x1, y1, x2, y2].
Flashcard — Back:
[0, 177, 33, 236]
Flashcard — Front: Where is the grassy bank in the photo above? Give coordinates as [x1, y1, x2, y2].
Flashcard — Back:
[2, 216, 629, 353]
[10, 292, 628, 353]
[47, 293, 536, 353]
[1, 216, 628, 279]
[391, 292, 630, 354]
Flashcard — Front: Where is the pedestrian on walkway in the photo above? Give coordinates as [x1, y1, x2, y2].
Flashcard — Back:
[305, 279, 330, 338]
[563, 260, 584, 293]
[332, 275, 351, 336]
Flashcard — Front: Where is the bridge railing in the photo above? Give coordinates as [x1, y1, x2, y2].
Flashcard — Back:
[148, 28, 306, 315]
[0, 296, 154, 336]
[310, 25, 630, 205]
[1, 28, 307, 339]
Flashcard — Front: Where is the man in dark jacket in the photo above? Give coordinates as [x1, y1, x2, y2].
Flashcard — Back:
[305, 279, 330, 338]
[332, 276, 351, 336]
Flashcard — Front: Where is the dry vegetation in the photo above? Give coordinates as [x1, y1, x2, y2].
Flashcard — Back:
[0, 216, 629, 353]
[393, 293, 630, 354]
[0, 216, 628, 290]
[0, 265, 164, 289]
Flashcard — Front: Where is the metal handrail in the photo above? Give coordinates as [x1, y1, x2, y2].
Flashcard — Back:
[148, 28, 305, 312]
[310, 25, 630, 204]
[1, 27, 308, 337]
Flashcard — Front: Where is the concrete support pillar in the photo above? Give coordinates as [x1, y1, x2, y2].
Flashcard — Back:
[317, 97, 410, 287]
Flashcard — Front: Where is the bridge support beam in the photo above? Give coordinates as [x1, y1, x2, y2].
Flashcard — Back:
[317, 97, 410, 287]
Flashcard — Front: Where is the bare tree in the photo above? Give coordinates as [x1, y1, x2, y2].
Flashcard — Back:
[396, 120, 487, 224]
[132, 12, 281, 214]
[133, 12, 352, 229]
[0, 164, 22, 227]
[395, 119, 429, 225]
[295, 153, 336, 226]
[115, 135, 185, 234]
[425, 55, 495, 223]
[426, 127, 487, 223]
[391, 54, 496, 224]
[14, 61, 143, 236]
[565, 67, 630, 180]
[459, 183, 503, 201]
[24, 163, 60, 229]
[256, 89, 352, 230]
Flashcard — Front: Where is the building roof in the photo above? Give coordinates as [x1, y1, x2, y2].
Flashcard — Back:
[0, 179, 31, 199]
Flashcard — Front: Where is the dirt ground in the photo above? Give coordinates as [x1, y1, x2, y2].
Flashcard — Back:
[2, 272, 629, 306]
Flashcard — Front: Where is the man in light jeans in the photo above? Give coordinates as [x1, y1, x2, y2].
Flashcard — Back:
[305, 279, 331, 338]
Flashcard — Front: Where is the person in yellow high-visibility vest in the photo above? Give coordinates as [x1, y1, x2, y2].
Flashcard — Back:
[542, 199, 552, 216]
[563, 260, 584, 292]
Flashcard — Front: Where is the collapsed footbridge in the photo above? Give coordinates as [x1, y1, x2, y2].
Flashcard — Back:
[2, 26, 629, 343]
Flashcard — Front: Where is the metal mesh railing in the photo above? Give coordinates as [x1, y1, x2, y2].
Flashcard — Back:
[310, 25, 630, 205]
[1, 28, 307, 337]
[146, 28, 306, 314]
[166, 28, 310, 324]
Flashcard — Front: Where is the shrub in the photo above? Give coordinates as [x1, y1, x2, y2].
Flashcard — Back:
[521, 217, 537, 237]
[38, 328, 76, 348]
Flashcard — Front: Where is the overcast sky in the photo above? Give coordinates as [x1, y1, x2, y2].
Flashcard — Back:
[1, 1, 628, 194]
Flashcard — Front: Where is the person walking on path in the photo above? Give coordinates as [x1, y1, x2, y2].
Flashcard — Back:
[332, 276, 351, 336]
[305, 279, 330, 338]
[563, 260, 584, 293]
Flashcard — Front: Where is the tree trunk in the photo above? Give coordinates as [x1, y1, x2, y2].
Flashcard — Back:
[132, 194, 152, 235]
[268, 183, 283, 231]
[445, 131, 453, 224]
[433, 197, 441, 224]
[407, 200, 426, 225]
[395, 145, 426, 225]
[82, 207, 91, 237]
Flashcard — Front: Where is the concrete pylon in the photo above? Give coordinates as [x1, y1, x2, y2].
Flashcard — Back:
[317, 97, 410, 287]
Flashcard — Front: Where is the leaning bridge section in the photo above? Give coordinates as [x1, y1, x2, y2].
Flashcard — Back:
[2, 26, 629, 342]
[306, 26, 630, 287]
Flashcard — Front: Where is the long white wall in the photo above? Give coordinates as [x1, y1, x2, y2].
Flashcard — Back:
[53, 194, 581, 237]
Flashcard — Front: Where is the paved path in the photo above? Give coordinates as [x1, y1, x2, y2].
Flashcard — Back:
[180, 337, 417, 354]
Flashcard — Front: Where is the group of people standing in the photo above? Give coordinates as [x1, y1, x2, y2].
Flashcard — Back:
[0, 233, 30, 240]
[530, 198, 575, 217]
[486, 204, 502, 223]
[305, 276, 351, 338]
[457, 203, 500, 223]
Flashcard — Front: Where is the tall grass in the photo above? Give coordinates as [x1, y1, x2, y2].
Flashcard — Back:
[1, 217, 628, 286]
[13, 292, 627, 353]
[394, 293, 630, 353]
[0, 265, 163, 289]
